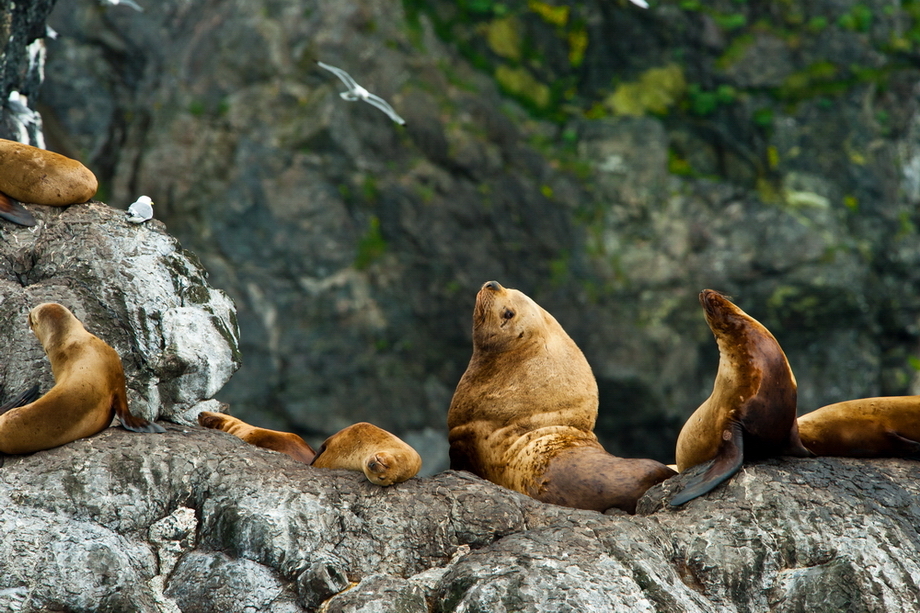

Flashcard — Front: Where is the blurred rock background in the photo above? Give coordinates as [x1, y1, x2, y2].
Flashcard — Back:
[31, 0, 920, 472]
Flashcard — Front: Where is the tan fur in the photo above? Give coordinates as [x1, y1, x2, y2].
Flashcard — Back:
[0, 139, 97, 205]
[798, 397, 920, 457]
[0, 303, 158, 454]
[312, 422, 422, 485]
[448, 281, 674, 513]
[198, 411, 316, 464]
[675, 290, 808, 471]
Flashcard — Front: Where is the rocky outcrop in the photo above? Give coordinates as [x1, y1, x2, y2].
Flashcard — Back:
[0, 201, 239, 424]
[0, 426, 918, 612]
[34, 0, 920, 471]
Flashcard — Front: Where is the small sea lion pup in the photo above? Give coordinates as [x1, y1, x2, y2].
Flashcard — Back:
[448, 281, 676, 514]
[0, 138, 99, 226]
[797, 397, 920, 457]
[671, 290, 811, 506]
[198, 412, 422, 486]
[0, 303, 164, 456]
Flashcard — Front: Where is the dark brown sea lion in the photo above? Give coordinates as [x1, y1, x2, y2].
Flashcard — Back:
[797, 397, 920, 457]
[0, 303, 164, 455]
[671, 290, 810, 506]
[198, 413, 422, 485]
[448, 280, 675, 514]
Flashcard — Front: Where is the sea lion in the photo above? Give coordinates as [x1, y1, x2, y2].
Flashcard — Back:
[0, 303, 164, 455]
[448, 280, 675, 514]
[0, 139, 98, 226]
[312, 422, 422, 485]
[198, 411, 317, 464]
[198, 413, 422, 485]
[797, 397, 920, 457]
[671, 290, 810, 506]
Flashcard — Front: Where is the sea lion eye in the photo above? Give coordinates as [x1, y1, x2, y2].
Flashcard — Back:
[503, 309, 515, 320]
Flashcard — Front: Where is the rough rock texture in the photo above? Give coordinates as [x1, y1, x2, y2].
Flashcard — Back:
[0, 428, 917, 612]
[0, 201, 240, 423]
[0, 0, 53, 146]
[34, 0, 920, 470]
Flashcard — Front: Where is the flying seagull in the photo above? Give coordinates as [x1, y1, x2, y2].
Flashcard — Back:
[316, 61, 406, 126]
[99, 0, 144, 11]
[126, 195, 154, 223]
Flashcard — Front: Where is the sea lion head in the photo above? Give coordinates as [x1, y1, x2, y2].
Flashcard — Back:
[698, 290, 749, 335]
[473, 281, 547, 353]
[363, 447, 422, 486]
[28, 303, 82, 349]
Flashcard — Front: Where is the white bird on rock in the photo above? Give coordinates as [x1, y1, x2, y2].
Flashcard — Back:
[126, 195, 154, 223]
[316, 61, 406, 126]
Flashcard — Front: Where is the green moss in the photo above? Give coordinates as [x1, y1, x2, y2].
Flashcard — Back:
[567, 27, 589, 67]
[838, 5, 872, 32]
[354, 216, 387, 270]
[607, 64, 687, 116]
[529, 0, 569, 26]
[486, 16, 523, 60]
[685, 83, 736, 116]
[495, 64, 551, 108]
[716, 34, 754, 70]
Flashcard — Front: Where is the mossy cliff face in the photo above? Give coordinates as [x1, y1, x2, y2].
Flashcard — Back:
[36, 0, 920, 467]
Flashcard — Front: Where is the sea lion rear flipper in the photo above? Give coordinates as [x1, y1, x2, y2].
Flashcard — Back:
[888, 431, 920, 457]
[0, 384, 40, 415]
[114, 394, 166, 434]
[0, 192, 36, 227]
[670, 421, 744, 506]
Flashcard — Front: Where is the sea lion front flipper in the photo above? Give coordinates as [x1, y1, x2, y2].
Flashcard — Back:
[0, 192, 36, 226]
[114, 394, 166, 433]
[0, 384, 40, 415]
[670, 421, 745, 506]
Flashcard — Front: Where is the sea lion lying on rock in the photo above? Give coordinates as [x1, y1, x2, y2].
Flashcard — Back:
[0, 139, 98, 226]
[798, 397, 920, 457]
[447, 281, 675, 514]
[198, 412, 422, 485]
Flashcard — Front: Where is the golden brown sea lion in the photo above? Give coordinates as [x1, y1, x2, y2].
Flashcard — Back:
[198, 413, 422, 485]
[0, 139, 98, 226]
[671, 290, 810, 506]
[0, 303, 164, 455]
[797, 397, 920, 457]
[448, 281, 675, 514]
[312, 422, 422, 485]
[198, 411, 317, 464]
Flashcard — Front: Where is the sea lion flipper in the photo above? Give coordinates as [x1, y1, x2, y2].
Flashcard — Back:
[0, 384, 40, 415]
[0, 192, 36, 226]
[114, 395, 166, 433]
[670, 421, 744, 506]
[888, 431, 920, 457]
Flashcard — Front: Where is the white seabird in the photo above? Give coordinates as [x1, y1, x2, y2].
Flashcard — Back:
[316, 61, 406, 126]
[99, 0, 144, 11]
[126, 195, 154, 223]
[629, 0, 650, 7]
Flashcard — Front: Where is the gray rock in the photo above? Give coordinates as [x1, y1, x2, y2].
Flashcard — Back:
[0, 202, 240, 424]
[1, 426, 919, 612]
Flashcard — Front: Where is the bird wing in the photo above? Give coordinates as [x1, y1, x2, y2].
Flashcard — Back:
[317, 61, 361, 91]
[363, 93, 406, 125]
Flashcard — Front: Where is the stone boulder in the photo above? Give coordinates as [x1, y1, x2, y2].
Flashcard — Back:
[0, 425, 917, 612]
[0, 201, 240, 424]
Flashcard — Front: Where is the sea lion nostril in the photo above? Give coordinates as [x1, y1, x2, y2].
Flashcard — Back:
[484, 281, 500, 291]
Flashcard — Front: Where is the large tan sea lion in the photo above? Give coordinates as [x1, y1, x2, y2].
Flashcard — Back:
[0, 303, 164, 456]
[671, 290, 810, 506]
[0, 139, 98, 226]
[797, 397, 920, 457]
[198, 412, 422, 485]
[447, 280, 675, 514]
